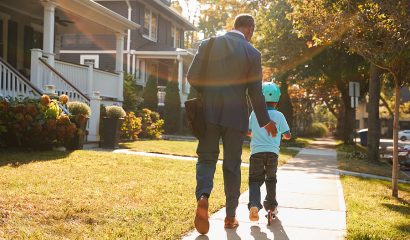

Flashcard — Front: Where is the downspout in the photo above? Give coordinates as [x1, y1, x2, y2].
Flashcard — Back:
[126, 0, 132, 74]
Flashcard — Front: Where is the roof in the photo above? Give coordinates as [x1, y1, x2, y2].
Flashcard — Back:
[149, 0, 196, 31]
[56, 0, 140, 33]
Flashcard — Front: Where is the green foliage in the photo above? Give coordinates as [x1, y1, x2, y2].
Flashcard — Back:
[105, 106, 126, 119]
[121, 112, 142, 141]
[164, 81, 181, 134]
[187, 86, 198, 100]
[67, 101, 91, 118]
[123, 74, 143, 113]
[142, 75, 158, 111]
[304, 122, 329, 138]
[0, 97, 79, 149]
[137, 108, 164, 139]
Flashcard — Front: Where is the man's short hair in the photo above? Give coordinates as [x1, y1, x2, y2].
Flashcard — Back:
[234, 14, 255, 29]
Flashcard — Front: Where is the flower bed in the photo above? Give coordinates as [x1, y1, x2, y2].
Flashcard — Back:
[0, 95, 82, 150]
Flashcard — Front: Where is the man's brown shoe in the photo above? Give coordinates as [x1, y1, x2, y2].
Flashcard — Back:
[224, 217, 239, 229]
[194, 196, 209, 234]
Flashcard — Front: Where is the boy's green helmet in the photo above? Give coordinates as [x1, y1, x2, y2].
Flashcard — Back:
[262, 82, 281, 102]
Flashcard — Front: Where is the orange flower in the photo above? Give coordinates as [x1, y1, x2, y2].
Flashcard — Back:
[46, 119, 57, 130]
[59, 94, 69, 104]
[40, 95, 51, 106]
[57, 115, 70, 125]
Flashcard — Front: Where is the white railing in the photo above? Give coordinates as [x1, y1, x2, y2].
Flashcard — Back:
[54, 60, 88, 92]
[0, 57, 42, 99]
[93, 69, 121, 99]
[38, 58, 90, 104]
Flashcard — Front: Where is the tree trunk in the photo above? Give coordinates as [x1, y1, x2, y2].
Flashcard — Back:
[367, 64, 382, 162]
[392, 81, 400, 197]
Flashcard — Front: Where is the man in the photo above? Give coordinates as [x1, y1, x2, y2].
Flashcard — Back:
[187, 14, 277, 234]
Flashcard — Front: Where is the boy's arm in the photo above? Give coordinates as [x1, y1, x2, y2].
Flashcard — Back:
[282, 131, 291, 140]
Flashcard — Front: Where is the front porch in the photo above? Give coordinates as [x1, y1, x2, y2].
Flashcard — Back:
[133, 49, 194, 107]
[0, 0, 138, 142]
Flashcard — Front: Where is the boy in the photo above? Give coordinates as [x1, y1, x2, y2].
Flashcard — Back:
[248, 82, 291, 223]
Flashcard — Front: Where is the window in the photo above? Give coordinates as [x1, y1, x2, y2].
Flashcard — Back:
[80, 55, 99, 68]
[143, 8, 158, 42]
[171, 26, 181, 48]
[175, 28, 181, 48]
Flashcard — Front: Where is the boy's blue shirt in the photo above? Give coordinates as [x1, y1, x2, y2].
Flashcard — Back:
[249, 107, 290, 155]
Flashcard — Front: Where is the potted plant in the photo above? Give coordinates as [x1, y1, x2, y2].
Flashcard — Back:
[66, 100, 91, 150]
[101, 105, 126, 149]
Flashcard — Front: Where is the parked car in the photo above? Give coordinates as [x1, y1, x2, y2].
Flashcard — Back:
[399, 130, 410, 141]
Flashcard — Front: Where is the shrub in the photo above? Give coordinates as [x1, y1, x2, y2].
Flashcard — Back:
[67, 101, 91, 118]
[142, 74, 158, 111]
[164, 80, 181, 134]
[0, 96, 81, 150]
[123, 74, 143, 113]
[121, 112, 142, 140]
[105, 106, 126, 119]
[187, 86, 198, 100]
[137, 108, 164, 139]
[305, 122, 329, 137]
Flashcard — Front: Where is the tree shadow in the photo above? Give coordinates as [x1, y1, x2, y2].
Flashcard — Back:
[382, 202, 410, 214]
[396, 224, 410, 234]
[0, 149, 71, 168]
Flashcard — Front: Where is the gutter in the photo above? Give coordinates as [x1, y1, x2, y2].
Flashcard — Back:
[126, 0, 132, 73]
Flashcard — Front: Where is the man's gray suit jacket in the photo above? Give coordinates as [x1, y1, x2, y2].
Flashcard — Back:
[187, 31, 270, 132]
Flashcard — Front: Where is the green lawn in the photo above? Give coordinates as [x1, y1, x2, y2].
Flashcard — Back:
[0, 150, 248, 239]
[120, 139, 299, 165]
[341, 176, 410, 240]
[337, 144, 410, 181]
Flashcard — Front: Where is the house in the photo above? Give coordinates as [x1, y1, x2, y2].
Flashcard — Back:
[356, 86, 410, 137]
[0, 0, 139, 141]
[59, 0, 196, 107]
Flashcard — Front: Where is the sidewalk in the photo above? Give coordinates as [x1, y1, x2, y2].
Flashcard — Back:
[183, 140, 346, 240]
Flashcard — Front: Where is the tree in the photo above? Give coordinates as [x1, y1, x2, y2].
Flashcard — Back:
[164, 80, 181, 134]
[289, 0, 410, 196]
[368, 64, 383, 162]
[142, 75, 158, 112]
[123, 74, 142, 113]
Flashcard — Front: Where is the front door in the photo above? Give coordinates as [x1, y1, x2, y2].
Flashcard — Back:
[0, 19, 3, 58]
[7, 20, 17, 68]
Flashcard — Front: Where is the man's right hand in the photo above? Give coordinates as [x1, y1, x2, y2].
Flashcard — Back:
[264, 121, 278, 137]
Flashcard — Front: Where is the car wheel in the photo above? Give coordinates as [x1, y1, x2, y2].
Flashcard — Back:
[400, 136, 407, 141]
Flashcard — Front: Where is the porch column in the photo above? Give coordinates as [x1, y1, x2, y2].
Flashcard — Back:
[88, 91, 102, 142]
[30, 49, 43, 89]
[177, 55, 183, 94]
[136, 57, 140, 81]
[41, 1, 56, 66]
[115, 33, 125, 101]
[86, 62, 94, 97]
[132, 54, 136, 76]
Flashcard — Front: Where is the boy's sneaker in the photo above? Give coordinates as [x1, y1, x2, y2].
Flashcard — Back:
[249, 206, 259, 221]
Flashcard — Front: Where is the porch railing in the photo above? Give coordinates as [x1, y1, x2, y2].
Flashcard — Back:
[54, 60, 88, 93]
[54, 59, 121, 99]
[38, 58, 90, 104]
[0, 57, 42, 99]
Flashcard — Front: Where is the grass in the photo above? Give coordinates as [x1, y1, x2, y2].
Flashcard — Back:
[0, 150, 248, 239]
[341, 176, 410, 240]
[336, 144, 410, 181]
[120, 139, 300, 165]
